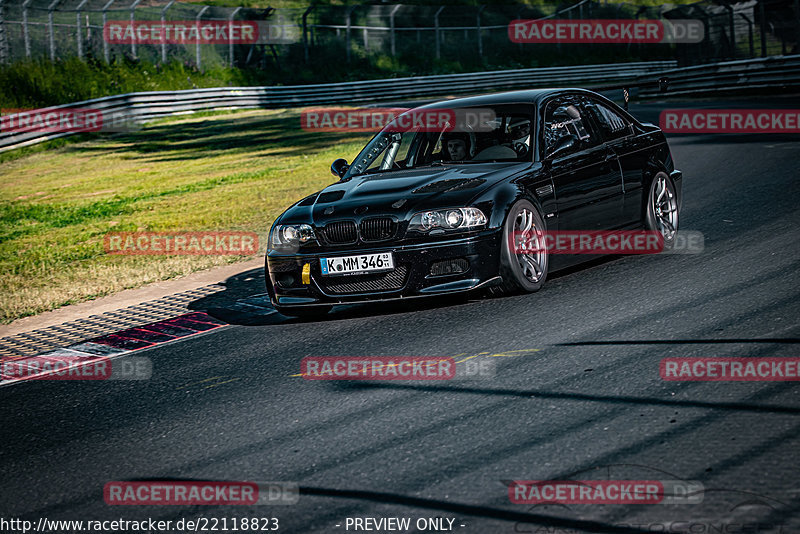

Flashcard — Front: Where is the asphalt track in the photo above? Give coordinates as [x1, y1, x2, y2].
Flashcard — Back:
[2, 96, 799, 534]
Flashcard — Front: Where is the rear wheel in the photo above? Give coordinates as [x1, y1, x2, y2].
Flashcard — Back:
[498, 199, 549, 294]
[645, 172, 679, 249]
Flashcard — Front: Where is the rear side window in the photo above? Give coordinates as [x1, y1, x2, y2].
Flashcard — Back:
[587, 101, 632, 141]
[543, 98, 599, 158]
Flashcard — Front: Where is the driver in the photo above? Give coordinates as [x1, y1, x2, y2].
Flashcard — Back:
[507, 118, 531, 156]
[443, 132, 471, 161]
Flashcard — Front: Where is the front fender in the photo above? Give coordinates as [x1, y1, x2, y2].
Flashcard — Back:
[469, 172, 556, 231]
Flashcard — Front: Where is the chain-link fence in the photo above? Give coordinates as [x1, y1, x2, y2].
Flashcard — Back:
[0, 0, 300, 69]
[0, 0, 798, 68]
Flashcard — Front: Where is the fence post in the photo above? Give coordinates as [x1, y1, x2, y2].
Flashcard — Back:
[129, 0, 142, 58]
[160, 0, 174, 63]
[302, 5, 314, 63]
[363, 27, 367, 51]
[102, 0, 114, 62]
[729, 4, 736, 57]
[795, 0, 800, 52]
[76, 0, 89, 58]
[435, 6, 444, 59]
[390, 4, 400, 56]
[228, 6, 241, 67]
[346, 5, 355, 62]
[22, 0, 32, 58]
[722, 2, 735, 57]
[48, 0, 63, 61]
[559, 2, 571, 54]
[196, 5, 209, 69]
[759, 1, 766, 57]
[740, 13, 754, 57]
[477, 5, 485, 59]
[0, 0, 8, 65]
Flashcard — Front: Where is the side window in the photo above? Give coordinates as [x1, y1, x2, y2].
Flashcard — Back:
[410, 131, 446, 166]
[543, 99, 598, 158]
[587, 101, 632, 141]
[365, 131, 415, 172]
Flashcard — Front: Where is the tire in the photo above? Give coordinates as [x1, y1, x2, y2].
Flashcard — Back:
[497, 199, 549, 294]
[275, 305, 332, 319]
[645, 172, 679, 250]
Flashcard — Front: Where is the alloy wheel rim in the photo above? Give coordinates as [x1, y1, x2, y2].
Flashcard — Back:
[513, 208, 546, 283]
[652, 176, 678, 241]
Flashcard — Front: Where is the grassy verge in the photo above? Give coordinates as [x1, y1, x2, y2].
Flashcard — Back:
[0, 57, 266, 110]
[0, 108, 370, 324]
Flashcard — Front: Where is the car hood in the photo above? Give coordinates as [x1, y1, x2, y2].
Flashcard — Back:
[281, 163, 530, 224]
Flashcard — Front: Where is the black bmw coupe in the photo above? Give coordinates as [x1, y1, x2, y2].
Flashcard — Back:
[266, 88, 682, 317]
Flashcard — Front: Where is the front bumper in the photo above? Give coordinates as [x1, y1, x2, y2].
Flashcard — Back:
[266, 231, 502, 307]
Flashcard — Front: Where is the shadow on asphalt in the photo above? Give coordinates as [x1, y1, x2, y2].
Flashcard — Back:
[326, 382, 800, 415]
[297, 485, 647, 534]
[186, 255, 625, 327]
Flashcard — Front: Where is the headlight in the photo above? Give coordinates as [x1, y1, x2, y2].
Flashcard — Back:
[270, 223, 316, 250]
[408, 207, 487, 233]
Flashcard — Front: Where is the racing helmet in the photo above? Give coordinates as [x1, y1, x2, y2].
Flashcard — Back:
[508, 117, 531, 146]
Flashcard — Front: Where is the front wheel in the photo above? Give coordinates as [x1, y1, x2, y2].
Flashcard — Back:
[497, 199, 549, 294]
[645, 172, 679, 249]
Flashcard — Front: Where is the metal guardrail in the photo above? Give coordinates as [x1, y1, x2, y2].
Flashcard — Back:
[3, 55, 799, 154]
[637, 54, 800, 98]
[0, 60, 676, 153]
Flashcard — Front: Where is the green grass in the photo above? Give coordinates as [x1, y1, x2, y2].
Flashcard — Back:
[0, 57, 263, 110]
[0, 108, 371, 324]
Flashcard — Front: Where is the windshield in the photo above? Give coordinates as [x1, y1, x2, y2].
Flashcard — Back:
[343, 104, 535, 179]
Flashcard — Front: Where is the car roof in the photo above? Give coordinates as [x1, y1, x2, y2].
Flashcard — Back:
[417, 88, 600, 109]
[414, 87, 643, 127]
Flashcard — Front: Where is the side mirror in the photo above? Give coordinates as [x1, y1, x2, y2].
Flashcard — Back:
[331, 158, 349, 178]
[547, 135, 578, 160]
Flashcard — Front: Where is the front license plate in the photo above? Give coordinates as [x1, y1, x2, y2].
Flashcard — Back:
[320, 252, 394, 276]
